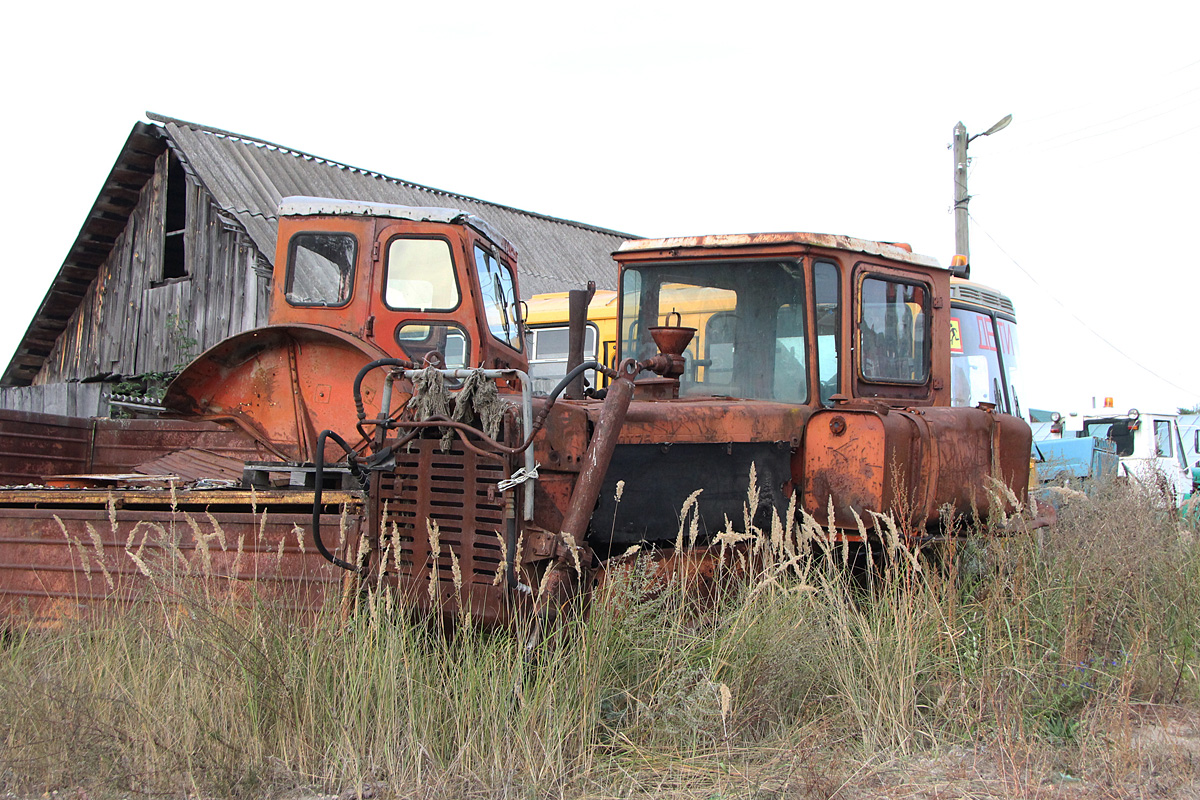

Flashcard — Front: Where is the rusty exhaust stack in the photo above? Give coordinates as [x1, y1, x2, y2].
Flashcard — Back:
[564, 281, 596, 399]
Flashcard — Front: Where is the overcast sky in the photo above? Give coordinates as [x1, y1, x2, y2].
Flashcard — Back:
[2, 1, 1197, 415]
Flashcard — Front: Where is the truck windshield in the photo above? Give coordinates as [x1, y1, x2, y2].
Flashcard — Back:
[621, 261, 808, 402]
[1083, 418, 1136, 457]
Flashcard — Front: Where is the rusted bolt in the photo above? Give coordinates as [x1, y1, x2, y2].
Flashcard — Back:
[829, 416, 847, 436]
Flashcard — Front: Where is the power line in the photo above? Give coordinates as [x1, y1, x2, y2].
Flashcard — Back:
[996, 85, 1200, 156]
[1094, 120, 1200, 163]
[969, 214, 1200, 401]
[1048, 94, 1200, 151]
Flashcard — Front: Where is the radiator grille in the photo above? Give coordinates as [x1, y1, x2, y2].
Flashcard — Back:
[377, 439, 509, 594]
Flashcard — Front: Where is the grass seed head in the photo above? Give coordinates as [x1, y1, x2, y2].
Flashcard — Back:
[86, 522, 114, 590]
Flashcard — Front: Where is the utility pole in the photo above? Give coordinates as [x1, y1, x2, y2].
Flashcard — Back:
[951, 114, 1012, 278]
[953, 122, 970, 266]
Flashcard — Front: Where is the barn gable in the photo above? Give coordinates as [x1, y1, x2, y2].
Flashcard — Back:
[1, 115, 631, 414]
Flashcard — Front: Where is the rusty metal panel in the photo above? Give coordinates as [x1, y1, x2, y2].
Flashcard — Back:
[135, 448, 245, 482]
[375, 439, 512, 623]
[0, 503, 362, 627]
[91, 417, 269, 472]
[920, 406, 1031, 513]
[804, 409, 889, 529]
[804, 405, 1031, 532]
[558, 397, 809, 448]
[0, 410, 92, 484]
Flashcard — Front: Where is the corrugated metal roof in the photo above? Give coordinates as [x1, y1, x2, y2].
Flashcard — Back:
[153, 114, 632, 297]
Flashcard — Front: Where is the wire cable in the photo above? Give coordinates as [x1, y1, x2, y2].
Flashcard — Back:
[969, 214, 1200, 401]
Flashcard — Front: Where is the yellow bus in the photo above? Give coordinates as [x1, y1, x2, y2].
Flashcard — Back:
[523, 284, 749, 394]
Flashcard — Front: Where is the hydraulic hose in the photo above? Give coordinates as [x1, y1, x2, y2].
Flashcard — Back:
[312, 429, 369, 574]
[352, 358, 417, 437]
[546, 361, 608, 406]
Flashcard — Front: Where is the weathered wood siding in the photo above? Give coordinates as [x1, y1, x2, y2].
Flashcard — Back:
[31, 151, 272, 387]
[0, 383, 107, 418]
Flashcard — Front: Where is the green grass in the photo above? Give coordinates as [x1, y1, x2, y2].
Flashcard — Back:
[2, 477, 1199, 798]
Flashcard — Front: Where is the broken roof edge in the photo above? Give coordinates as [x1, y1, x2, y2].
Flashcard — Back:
[146, 112, 638, 242]
[2, 122, 167, 388]
[616, 232, 943, 268]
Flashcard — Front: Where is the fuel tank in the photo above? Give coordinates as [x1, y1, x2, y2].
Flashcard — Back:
[803, 403, 1031, 530]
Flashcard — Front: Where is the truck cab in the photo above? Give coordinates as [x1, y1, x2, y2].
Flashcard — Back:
[1080, 410, 1193, 505]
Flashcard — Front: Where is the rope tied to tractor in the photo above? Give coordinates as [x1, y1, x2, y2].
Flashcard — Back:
[410, 366, 452, 450]
[452, 369, 505, 441]
[409, 366, 508, 452]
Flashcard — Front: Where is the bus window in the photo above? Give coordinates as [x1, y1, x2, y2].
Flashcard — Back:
[950, 308, 1004, 410]
[526, 325, 598, 393]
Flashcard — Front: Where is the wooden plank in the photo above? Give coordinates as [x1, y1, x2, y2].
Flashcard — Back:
[0, 488, 362, 507]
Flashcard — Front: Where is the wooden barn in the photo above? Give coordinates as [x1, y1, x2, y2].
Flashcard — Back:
[0, 113, 631, 416]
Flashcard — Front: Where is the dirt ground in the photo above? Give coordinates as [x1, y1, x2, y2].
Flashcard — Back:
[9, 707, 1200, 800]
[774, 705, 1200, 800]
[552, 705, 1200, 800]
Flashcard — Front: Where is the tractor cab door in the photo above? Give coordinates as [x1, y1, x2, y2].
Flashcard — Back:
[851, 262, 946, 405]
[365, 222, 526, 372]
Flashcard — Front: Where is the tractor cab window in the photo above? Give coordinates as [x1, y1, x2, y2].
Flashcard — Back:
[814, 261, 840, 405]
[473, 246, 522, 351]
[620, 260, 808, 403]
[395, 322, 470, 369]
[384, 238, 459, 311]
[286, 233, 357, 306]
[859, 276, 930, 383]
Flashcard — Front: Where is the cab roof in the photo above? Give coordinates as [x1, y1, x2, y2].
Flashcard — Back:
[279, 196, 517, 261]
[616, 232, 942, 269]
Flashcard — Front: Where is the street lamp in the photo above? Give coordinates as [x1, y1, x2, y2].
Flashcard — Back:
[952, 114, 1012, 278]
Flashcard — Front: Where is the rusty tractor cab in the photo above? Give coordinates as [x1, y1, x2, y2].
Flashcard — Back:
[164, 198, 527, 462]
[532, 233, 1036, 557]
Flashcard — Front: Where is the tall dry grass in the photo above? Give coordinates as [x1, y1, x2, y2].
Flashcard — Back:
[1, 474, 1199, 798]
